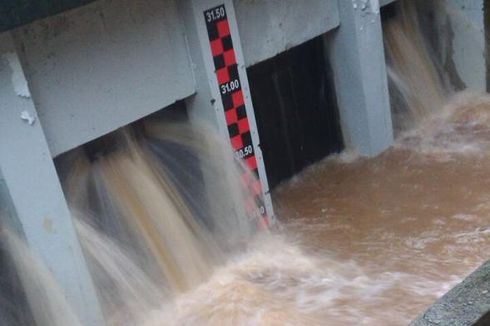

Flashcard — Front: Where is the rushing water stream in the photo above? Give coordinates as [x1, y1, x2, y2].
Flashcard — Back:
[274, 92, 490, 325]
[152, 92, 490, 326]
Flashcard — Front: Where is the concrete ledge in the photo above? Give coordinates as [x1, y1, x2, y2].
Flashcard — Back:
[411, 260, 490, 326]
[234, 0, 340, 67]
[0, 0, 96, 32]
[381, 0, 399, 7]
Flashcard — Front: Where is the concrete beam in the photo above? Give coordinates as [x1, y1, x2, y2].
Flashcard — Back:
[233, 0, 340, 67]
[380, 0, 398, 7]
[0, 32, 103, 326]
[325, 0, 394, 156]
[0, 0, 96, 32]
[12, 0, 195, 157]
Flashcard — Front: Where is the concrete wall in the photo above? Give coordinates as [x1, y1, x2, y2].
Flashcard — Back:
[381, 0, 484, 92]
[12, 0, 196, 157]
[5, 0, 345, 157]
[417, 0, 485, 91]
[234, 0, 339, 67]
[444, 0, 485, 91]
[3, 0, 484, 159]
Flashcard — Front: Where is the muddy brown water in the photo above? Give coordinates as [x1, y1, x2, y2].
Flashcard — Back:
[109, 93, 490, 326]
[6, 95, 490, 326]
[272, 93, 490, 324]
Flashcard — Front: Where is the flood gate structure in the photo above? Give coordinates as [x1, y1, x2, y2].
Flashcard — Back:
[0, 0, 487, 324]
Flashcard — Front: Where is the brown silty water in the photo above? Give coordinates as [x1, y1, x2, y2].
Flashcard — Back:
[274, 93, 490, 325]
[7, 79, 490, 326]
[146, 5, 490, 324]
[160, 90, 490, 325]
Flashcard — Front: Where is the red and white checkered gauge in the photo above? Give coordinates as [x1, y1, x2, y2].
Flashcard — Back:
[204, 4, 269, 228]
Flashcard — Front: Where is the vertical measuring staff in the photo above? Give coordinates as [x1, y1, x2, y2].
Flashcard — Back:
[202, 3, 273, 227]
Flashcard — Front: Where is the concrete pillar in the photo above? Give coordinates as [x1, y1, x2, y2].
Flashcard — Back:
[326, 0, 394, 157]
[0, 32, 103, 326]
[177, 0, 274, 225]
[443, 0, 485, 91]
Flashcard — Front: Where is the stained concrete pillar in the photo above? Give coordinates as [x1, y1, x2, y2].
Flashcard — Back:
[0, 32, 103, 326]
[326, 0, 394, 157]
[440, 0, 485, 91]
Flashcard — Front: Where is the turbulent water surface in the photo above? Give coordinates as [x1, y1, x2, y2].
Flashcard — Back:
[3, 64, 490, 326]
[150, 93, 490, 326]
[274, 93, 490, 325]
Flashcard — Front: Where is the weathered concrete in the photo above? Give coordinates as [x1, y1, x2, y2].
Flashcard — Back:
[4, 0, 397, 161]
[326, 0, 394, 156]
[411, 260, 490, 326]
[0, 32, 103, 326]
[12, 0, 195, 157]
[416, 0, 485, 92]
[233, 0, 339, 67]
[445, 0, 485, 91]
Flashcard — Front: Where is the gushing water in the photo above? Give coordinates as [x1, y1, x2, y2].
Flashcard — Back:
[384, 0, 448, 133]
[7, 96, 490, 325]
[61, 118, 259, 325]
[275, 91, 490, 324]
[2, 230, 81, 326]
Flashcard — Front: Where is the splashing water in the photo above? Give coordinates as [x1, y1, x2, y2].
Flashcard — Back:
[61, 118, 260, 325]
[383, 0, 448, 133]
[4, 91, 490, 326]
[74, 94, 490, 325]
[2, 230, 82, 326]
[275, 92, 490, 324]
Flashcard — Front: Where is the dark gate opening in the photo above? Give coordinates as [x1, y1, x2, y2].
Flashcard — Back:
[247, 36, 343, 189]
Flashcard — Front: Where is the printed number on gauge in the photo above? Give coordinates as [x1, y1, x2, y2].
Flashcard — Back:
[235, 145, 253, 159]
[206, 7, 225, 23]
[221, 79, 240, 95]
